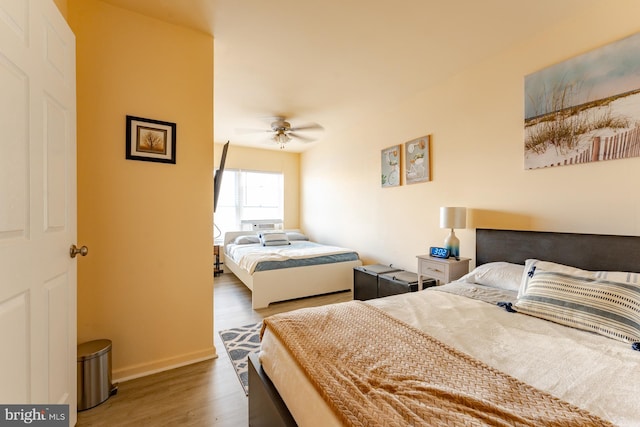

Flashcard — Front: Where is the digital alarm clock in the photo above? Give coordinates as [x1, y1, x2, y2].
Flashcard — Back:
[429, 246, 450, 259]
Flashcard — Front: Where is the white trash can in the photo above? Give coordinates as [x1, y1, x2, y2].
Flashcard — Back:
[77, 339, 118, 411]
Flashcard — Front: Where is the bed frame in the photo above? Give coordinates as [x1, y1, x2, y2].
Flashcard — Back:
[223, 230, 362, 309]
[475, 228, 640, 272]
[248, 228, 640, 426]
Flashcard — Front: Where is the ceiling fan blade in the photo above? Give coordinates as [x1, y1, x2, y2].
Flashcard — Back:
[290, 123, 324, 132]
[235, 127, 272, 134]
[289, 132, 317, 143]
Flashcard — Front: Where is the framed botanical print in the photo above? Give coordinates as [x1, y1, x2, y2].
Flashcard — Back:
[405, 135, 430, 184]
[381, 145, 401, 187]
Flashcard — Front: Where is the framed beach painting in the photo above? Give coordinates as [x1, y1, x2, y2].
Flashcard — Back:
[381, 145, 401, 187]
[524, 31, 640, 169]
[405, 135, 430, 184]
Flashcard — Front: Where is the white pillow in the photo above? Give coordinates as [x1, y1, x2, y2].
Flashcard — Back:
[518, 259, 640, 298]
[457, 262, 524, 292]
[233, 235, 260, 245]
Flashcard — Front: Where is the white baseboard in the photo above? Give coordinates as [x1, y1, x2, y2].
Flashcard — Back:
[113, 347, 218, 383]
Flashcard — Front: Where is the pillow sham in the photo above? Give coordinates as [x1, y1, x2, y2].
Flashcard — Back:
[286, 231, 309, 241]
[519, 259, 640, 299]
[515, 269, 640, 343]
[457, 262, 523, 292]
[233, 235, 260, 245]
[259, 231, 290, 246]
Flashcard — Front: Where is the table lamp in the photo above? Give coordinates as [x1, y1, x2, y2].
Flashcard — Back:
[440, 207, 466, 258]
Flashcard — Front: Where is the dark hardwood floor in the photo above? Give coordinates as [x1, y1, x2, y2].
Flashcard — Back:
[76, 272, 351, 426]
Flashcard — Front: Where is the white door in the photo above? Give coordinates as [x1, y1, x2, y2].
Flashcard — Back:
[0, 0, 77, 423]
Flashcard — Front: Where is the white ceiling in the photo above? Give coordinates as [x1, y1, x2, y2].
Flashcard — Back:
[100, 0, 595, 152]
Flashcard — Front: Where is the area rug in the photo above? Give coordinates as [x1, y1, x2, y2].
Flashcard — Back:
[219, 322, 262, 395]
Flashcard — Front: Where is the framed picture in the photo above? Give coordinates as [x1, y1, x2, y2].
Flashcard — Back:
[405, 135, 430, 184]
[126, 115, 176, 164]
[524, 31, 640, 169]
[381, 145, 401, 187]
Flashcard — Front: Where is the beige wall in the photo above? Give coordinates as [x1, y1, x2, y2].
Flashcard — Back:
[214, 143, 300, 230]
[69, 0, 215, 380]
[301, 0, 640, 272]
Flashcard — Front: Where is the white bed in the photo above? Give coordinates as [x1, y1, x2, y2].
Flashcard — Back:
[251, 229, 640, 426]
[260, 283, 640, 426]
[223, 230, 362, 309]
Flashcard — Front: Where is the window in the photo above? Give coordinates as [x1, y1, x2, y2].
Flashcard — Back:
[214, 169, 284, 237]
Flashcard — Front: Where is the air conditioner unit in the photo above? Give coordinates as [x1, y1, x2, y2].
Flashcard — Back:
[240, 219, 283, 231]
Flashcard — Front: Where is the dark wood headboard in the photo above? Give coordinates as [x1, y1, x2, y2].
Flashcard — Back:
[476, 228, 640, 273]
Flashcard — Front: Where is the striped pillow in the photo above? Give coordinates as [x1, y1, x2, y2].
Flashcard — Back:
[515, 270, 640, 343]
[259, 232, 290, 246]
[518, 259, 640, 299]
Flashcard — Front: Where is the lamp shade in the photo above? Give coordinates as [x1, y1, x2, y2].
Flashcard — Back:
[440, 207, 466, 229]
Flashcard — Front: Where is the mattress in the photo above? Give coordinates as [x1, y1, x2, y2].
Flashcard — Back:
[225, 240, 359, 273]
[259, 282, 640, 426]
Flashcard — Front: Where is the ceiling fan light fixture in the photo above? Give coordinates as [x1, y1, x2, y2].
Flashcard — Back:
[273, 131, 291, 148]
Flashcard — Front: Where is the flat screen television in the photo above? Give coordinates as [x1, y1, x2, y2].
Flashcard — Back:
[213, 141, 229, 213]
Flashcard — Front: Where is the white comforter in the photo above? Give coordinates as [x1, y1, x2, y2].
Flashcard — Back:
[226, 241, 355, 274]
[260, 283, 640, 426]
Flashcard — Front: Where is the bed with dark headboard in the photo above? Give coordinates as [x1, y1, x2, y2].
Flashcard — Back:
[249, 228, 640, 427]
[475, 228, 640, 271]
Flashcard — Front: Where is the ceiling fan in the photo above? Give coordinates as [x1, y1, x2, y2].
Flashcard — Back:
[238, 116, 324, 149]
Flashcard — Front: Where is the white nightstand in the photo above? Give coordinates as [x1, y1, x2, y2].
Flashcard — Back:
[416, 255, 470, 289]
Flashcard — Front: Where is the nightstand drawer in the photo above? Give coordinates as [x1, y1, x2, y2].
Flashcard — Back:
[418, 259, 447, 281]
[416, 255, 470, 286]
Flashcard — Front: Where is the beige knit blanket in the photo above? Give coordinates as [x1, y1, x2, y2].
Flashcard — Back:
[261, 301, 613, 427]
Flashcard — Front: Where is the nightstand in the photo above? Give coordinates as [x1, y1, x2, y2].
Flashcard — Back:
[416, 255, 470, 288]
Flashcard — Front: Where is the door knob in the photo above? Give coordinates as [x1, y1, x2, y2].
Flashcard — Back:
[70, 244, 88, 258]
